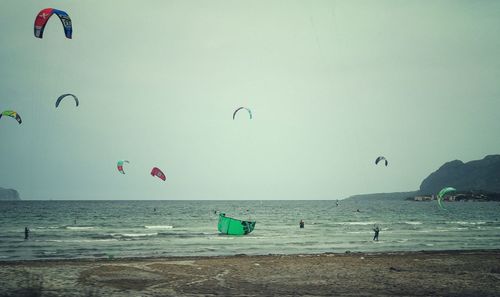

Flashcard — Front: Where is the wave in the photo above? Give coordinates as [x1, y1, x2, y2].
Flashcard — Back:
[451, 221, 487, 225]
[66, 226, 95, 230]
[89, 234, 115, 240]
[403, 221, 422, 225]
[121, 233, 157, 237]
[158, 232, 214, 238]
[111, 233, 158, 239]
[144, 225, 173, 229]
[332, 222, 378, 226]
[44, 239, 115, 243]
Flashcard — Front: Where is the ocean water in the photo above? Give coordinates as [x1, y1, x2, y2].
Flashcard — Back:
[0, 200, 499, 261]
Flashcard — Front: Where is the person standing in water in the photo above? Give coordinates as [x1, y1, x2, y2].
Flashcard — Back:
[24, 227, 30, 240]
[373, 225, 380, 241]
[299, 220, 305, 228]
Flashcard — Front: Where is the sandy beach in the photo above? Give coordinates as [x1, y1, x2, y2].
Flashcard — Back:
[1, 250, 499, 296]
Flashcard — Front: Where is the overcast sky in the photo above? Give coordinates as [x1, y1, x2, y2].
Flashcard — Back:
[1, 0, 499, 200]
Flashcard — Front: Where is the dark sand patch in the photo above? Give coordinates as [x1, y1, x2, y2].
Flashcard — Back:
[1, 250, 499, 296]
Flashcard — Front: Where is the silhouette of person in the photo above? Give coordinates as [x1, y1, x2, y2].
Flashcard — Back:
[373, 226, 380, 241]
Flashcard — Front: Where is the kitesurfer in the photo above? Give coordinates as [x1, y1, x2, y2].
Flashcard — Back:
[24, 227, 30, 240]
[373, 226, 380, 241]
[299, 220, 304, 228]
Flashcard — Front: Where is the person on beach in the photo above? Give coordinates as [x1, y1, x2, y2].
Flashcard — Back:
[299, 220, 304, 228]
[24, 227, 29, 240]
[373, 225, 380, 241]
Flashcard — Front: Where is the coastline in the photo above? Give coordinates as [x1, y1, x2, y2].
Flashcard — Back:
[1, 250, 499, 296]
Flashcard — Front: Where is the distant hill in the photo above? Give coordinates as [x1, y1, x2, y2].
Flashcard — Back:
[346, 155, 500, 200]
[419, 155, 500, 194]
[347, 191, 418, 201]
[0, 187, 20, 200]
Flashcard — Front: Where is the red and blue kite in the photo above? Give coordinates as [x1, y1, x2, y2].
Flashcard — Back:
[34, 8, 72, 39]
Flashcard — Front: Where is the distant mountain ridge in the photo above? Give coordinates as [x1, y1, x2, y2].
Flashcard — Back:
[0, 187, 20, 200]
[346, 155, 500, 200]
[419, 155, 500, 194]
[346, 191, 418, 201]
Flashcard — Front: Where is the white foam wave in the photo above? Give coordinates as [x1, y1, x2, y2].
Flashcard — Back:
[66, 226, 95, 230]
[144, 225, 173, 229]
[452, 221, 486, 225]
[404, 221, 422, 225]
[120, 233, 157, 237]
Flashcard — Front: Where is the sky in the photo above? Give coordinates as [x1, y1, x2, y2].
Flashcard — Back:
[0, 0, 499, 200]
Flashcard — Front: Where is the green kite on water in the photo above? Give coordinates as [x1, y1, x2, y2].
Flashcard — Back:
[217, 213, 256, 235]
[437, 187, 456, 210]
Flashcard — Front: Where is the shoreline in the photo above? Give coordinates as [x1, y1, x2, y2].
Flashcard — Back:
[1, 250, 499, 296]
[1, 248, 500, 264]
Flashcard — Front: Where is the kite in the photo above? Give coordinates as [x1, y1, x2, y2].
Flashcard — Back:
[375, 156, 388, 166]
[0, 111, 22, 124]
[233, 107, 252, 120]
[151, 167, 166, 181]
[217, 213, 256, 235]
[117, 160, 129, 174]
[34, 8, 72, 39]
[55, 94, 79, 108]
[437, 187, 456, 210]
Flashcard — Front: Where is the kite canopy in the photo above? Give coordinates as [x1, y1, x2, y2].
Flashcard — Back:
[437, 187, 456, 210]
[375, 156, 388, 166]
[233, 107, 252, 120]
[117, 160, 129, 174]
[151, 167, 166, 181]
[55, 94, 79, 108]
[217, 213, 256, 235]
[34, 8, 72, 39]
[0, 111, 22, 124]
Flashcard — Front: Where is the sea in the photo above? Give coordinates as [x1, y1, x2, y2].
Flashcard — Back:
[0, 200, 499, 261]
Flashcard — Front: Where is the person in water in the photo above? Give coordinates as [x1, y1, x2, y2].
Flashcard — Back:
[299, 220, 304, 228]
[373, 225, 380, 241]
[24, 227, 29, 240]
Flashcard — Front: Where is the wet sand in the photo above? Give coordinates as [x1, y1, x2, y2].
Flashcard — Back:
[1, 250, 500, 296]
